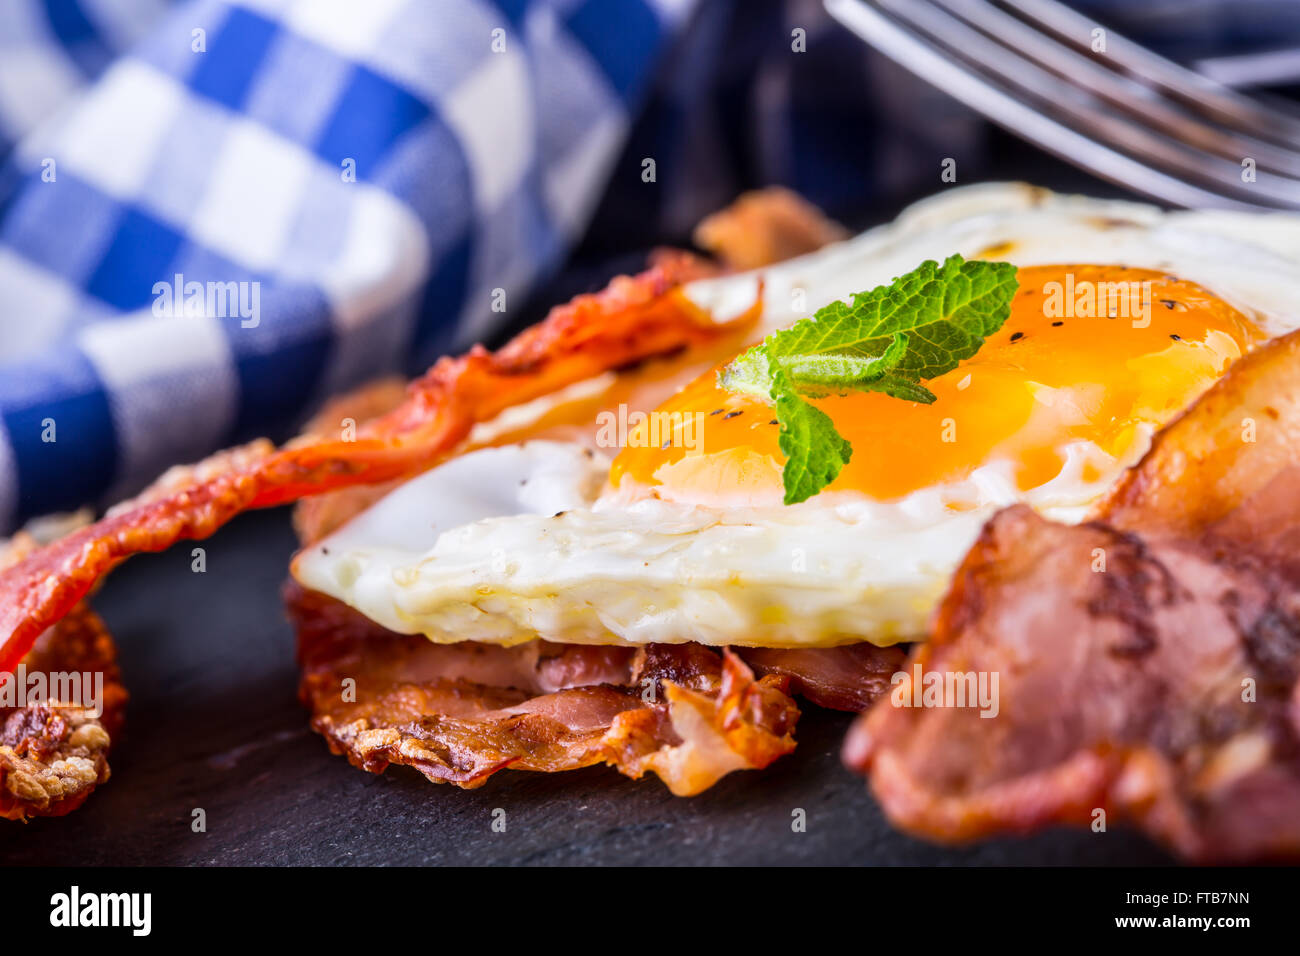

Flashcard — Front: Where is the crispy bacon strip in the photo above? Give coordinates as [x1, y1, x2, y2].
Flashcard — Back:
[846, 329, 1300, 861]
[1, 536, 126, 821]
[292, 378, 409, 544]
[693, 187, 850, 270]
[0, 602, 126, 820]
[0, 253, 748, 674]
[289, 585, 798, 795]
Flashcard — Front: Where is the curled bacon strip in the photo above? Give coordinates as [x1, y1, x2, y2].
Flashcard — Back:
[0, 253, 745, 674]
[291, 378, 409, 544]
[1, 533, 126, 820]
[289, 585, 798, 796]
[0, 600, 126, 820]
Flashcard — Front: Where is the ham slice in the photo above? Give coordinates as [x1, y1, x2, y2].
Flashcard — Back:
[288, 585, 800, 795]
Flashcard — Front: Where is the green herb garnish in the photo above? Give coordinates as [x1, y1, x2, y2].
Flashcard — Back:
[719, 255, 1019, 504]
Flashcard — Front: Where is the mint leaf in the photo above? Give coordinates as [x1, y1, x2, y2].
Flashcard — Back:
[780, 330, 911, 391]
[769, 358, 852, 505]
[866, 373, 938, 405]
[720, 255, 1018, 504]
[719, 330, 912, 399]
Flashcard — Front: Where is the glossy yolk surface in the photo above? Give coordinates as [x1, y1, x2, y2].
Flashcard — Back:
[609, 264, 1263, 506]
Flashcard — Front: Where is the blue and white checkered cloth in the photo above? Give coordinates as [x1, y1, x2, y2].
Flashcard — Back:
[0, 0, 703, 530]
[0, 0, 1295, 532]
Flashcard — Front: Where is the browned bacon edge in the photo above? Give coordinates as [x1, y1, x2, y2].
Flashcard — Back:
[0, 584, 126, 820]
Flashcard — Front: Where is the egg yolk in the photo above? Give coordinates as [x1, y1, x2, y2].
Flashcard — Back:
[609, 264, 1263, 506]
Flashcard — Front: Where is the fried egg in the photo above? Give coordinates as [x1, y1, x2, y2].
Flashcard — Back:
[293, 184, 1300, 649]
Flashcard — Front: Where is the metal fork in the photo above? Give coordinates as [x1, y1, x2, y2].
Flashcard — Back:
[825, 0, 1300, 210]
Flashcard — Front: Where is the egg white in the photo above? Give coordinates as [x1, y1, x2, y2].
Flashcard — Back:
[292, 184, 1300, 649]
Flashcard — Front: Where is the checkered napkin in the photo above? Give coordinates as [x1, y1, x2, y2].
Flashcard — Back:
[0, 0, 694, 532]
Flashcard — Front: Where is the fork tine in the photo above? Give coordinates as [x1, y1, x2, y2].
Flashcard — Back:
[999, 0, 1300, 146]
[874, 0, 1300, 207]
[931, 0, 1300, 178]
[1195, 48, 1300, 90]
[824, 0, 1300, 210]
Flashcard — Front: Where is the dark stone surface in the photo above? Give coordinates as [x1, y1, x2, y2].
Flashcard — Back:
[0, 507, 1174, 866]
